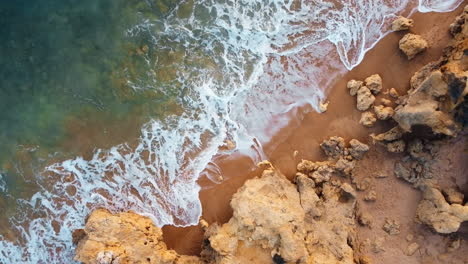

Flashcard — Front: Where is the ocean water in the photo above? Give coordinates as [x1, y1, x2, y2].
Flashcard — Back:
[0, 0, 463, 262]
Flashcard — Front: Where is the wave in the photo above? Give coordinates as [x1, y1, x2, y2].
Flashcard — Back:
[0, 0, 463, 262]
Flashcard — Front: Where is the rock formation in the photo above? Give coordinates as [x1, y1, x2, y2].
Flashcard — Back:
[347, 79, 363, 96]
[392, 16, 414, 31]
[416, 186, 468, 234]
[364, 74, 383, 94]
[399, 33, 428, 59]
[74, 209, 202, 264]
[356, 86, 375, 111]
[201, 163, 358, 264]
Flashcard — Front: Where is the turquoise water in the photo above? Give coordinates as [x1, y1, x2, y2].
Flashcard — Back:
[0, 0, 184, 260]
[0, 0, 464, 262]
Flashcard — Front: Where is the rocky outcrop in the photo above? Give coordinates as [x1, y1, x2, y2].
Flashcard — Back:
[416, 186, 468, 233]
[399, 33, 428, 59]
[393, 70, 459, 135]
[392, 16, 414, 31]
[74, 209, 202, 264]
[201, 163, 358, 264]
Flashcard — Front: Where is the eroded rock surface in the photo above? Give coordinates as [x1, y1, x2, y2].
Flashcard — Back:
[347, 79, 363, 96]
[416, 186, 468, 234]
[201, 164, 358, 264]
[392, 16, 414, 31]
[374, 105, 394, 120]
[399, 33, 428, 60]
[74, 209, 201, 264]
[365, 74, 383, 94]
[357, 86, 376, 111]
[360, 112, 377, 127]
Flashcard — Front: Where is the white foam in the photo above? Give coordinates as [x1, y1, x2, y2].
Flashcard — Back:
[0, 173, 6, 193]
[0, 0, 463, 262]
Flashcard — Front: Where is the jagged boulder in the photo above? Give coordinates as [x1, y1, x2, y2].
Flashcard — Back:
[399, 33, 428, 59]
[356, 86, 375, 111]
[392, 16, 414, 31]
[393, 70, 459, 136]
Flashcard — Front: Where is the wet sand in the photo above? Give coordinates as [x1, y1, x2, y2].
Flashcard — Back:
[162, 4, 466, 256]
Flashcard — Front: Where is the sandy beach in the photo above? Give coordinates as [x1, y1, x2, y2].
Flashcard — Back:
[161, 4, 468, 261]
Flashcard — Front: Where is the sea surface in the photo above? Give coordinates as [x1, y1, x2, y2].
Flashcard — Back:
[0, 0, 463, 262]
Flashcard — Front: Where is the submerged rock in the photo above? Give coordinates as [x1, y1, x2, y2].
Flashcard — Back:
[392, 16, 414, 31]
[399, 33, 428, 60]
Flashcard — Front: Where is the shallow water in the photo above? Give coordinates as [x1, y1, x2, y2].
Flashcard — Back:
[0, 0, 464, 262]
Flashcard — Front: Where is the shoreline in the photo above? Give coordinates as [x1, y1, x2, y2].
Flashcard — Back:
[162, 4, 467, 256]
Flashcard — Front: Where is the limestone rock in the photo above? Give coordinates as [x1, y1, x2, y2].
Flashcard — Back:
[202, 166, 358, 264]
[416, 186, 468, 233]
[204, 167, 307, 263]
[365, 74, 383, 94]
[373, 105, 394, 120]
[358, 211, 373, 227]
[389, 88, 399, 98]
[370, 237, 385, 253]
[360, 112, 377, 127]
[442, 188, 464, 204]
[392, 16, 414, 31]
[319, 101, 329, 113]
[386, 140, 406, 153]
[347, 79, 363, 96]
[447, 238, 461, 252]
[399, 33, 428, 60]
[297, 160, 335, 183]
[335, 157, 356, 176]
[380, 98, 392, 106]
[364, 190, 377, 202]
[348, 139, 369, 160]
[405, 242, 420, 256]
[371, 126, 404, 142]
[393, 70, 459, 136]
[357, 86, 376, 111]
[382, 218, 400, 235]
[73, 209, 201, 264]
[320, 136, 346, 159]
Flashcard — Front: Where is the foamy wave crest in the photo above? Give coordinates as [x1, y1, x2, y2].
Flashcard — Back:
[418, 0, 464, 12]
[0, 0, 463, 262]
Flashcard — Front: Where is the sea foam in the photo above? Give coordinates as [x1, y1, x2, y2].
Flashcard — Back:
[0, 0, 463, 262]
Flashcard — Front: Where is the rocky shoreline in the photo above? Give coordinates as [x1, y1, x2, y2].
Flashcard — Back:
[73, 5, 468, 264]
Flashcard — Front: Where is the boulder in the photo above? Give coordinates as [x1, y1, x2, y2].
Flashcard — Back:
[357, 86, 375, 111]
[399, 33, 428, 60]
[392, 16, 414, 31]
[416, 186, 468, 233]
[364, 74, 383, 94]
[347, 79, 363, 96]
